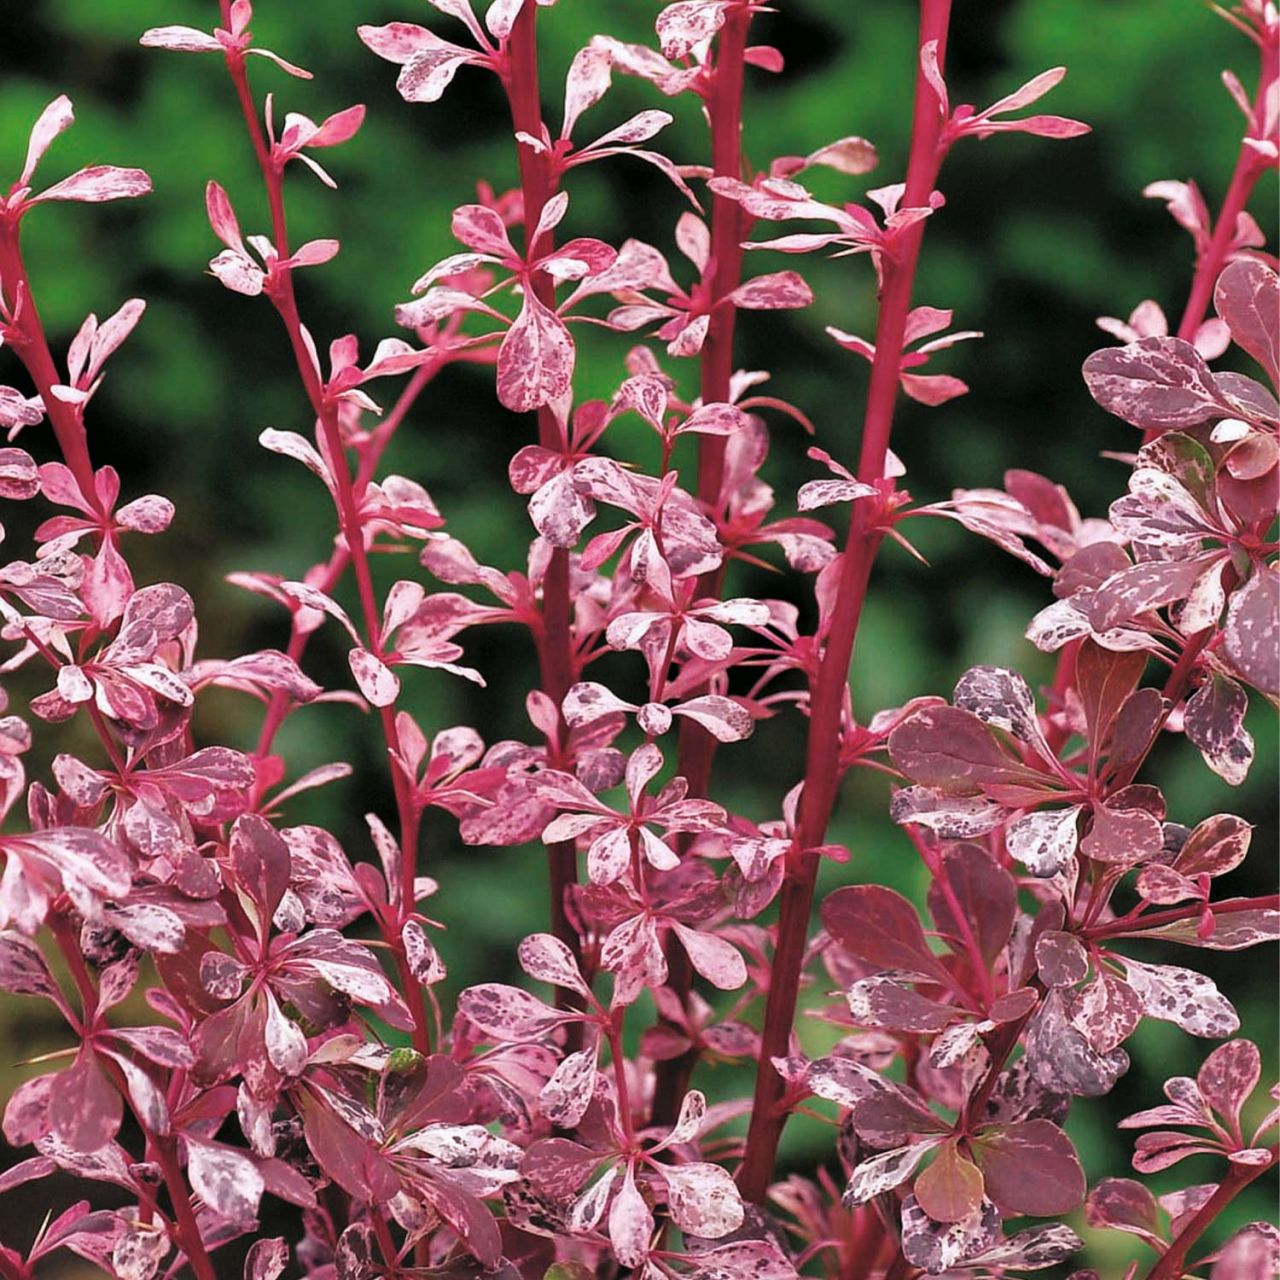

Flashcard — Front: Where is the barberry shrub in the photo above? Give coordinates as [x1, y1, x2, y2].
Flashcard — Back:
[0, 2, 1275, 1278]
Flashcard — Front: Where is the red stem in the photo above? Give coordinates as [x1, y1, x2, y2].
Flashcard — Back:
[695, 3, 753, 510]
[1109, 565, 1236, 792]
[255, 358, 440, 758]
[154, 1139, 220, 1280]
[884, 1251, 917, 1280]
[736, 0, 953, 1203]
[1144, 29, 1276, 447]
[1174, 154, 1260, 343]
[218, 28, 429, 1053]
[0, 192, 219, 1280]
[48, 919, 217, 1280]
[504, 2, 581, 967]
[1145, 1146, 1277, 1280]
[1083, 892, 1279, 943]
[371, 1207, 402, 1270]
[607, 1019, 637, 1147]
[1174, 33, 1277, 345]
[652, 3, 754, 1127]
[0, 227, 101, 513]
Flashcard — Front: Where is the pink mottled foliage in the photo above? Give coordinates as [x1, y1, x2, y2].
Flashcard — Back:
[0, 1, 1276, 1278]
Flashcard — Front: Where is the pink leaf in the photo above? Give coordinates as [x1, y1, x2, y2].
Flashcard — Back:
[497, 293, 575, 413]
[457, 983, 574, 1039]
[20, 95, 75, 187]
[451, 203, 515, 258]
[672, 694, 753, 742]
[1082, 336, 1228, 432]
[1184, 675, 1254, 785]
[1176, 812, 1253, 878]
[402, 919, 446, 985]
[244, 1239, 289, 1280]
[1223, 568, 1279, 696]
[358, 24, 481, 103]
[1119, 957, 1240, 1038]
[139, 25, 223, 54]
[562, 45, 612, 139]
[210, 249, 265, 296]
[0, 932, 60, 1002]
[655, 0, 732, 58]
[608, 1167, 653, 1267]
[1070, 971, 1143, 1055]
[1198, 1039, 1262, 1128]
[34, 165, 152, 205]
[518, 933, 590, 996]
[664, 1161, 744, 1238]
[891, 786, 1010, 839]
[349, 648, 400, 707]
[845, 1140, 941, 1205]
[48, 1051, 120, 1151]
[672, 922, 747, 990]
[528, 469, 595, 547]
[900, 372, 969, 405]
[728, 271, 814, 310]
[1006, 805, 1083, 876]
[187, 1142, 265, 1223]
[539, 1049, 597, 1127]
[805, 135, 879, 175]
[1214, 258, 1279, 385]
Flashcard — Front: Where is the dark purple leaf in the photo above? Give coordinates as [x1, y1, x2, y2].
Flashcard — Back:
[927, 843, 1016, 964]
[968, 1222, 1083, 1269]
[845, 974, 959, 1032]
[851, 1088, 949, 1146]
[889, 706, 1043, 796]
[1026, 989, 1130, 1096]
[953, 665, 1044, 746]
[229, 814, 290, 923]
[974, 1119, 1085, 1216]
[1104, 687, 1168, 783]
[822, 885, 949, 982]
[1075, 641, 1147, 763]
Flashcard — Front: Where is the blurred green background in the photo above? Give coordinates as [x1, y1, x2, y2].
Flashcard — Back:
[0, 0, 1276, 1274]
